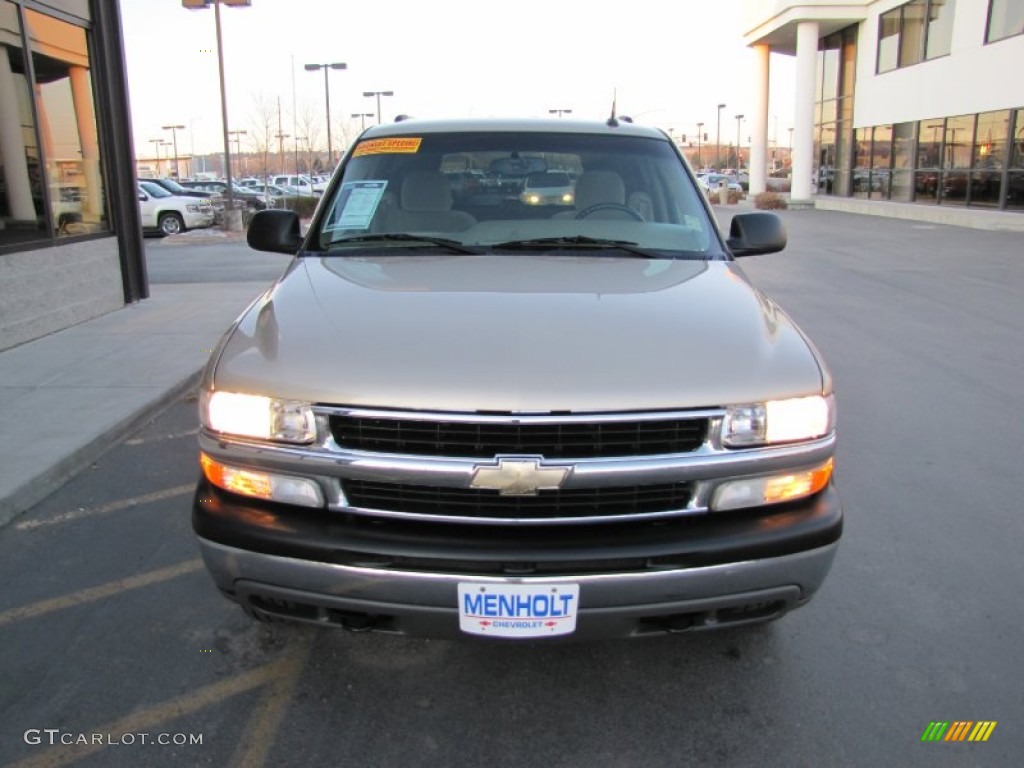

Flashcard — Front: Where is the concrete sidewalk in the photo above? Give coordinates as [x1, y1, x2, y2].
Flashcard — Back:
[0, 281, 270, 527]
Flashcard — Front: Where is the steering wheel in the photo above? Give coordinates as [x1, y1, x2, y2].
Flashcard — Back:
[574, 203, 645, 221]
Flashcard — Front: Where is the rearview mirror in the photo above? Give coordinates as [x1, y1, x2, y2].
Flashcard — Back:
[247, 210, 303, 254]
[726, 212, 787, 257]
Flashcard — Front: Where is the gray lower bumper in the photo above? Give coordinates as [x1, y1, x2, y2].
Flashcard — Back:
[197, 537, 839, 639]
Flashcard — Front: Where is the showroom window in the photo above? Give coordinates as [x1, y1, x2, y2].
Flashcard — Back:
[815, 26, 857, 196]
[871, 125, 893, 200]
[891, 122, 916, 202]
[986, 0, 1024, 43]
[916, 120, 942, 202]
[1007, 110, 1024, 209]
[853, 128, 871, 198]
[940, 114, 974, 205]
[970, 111, 1009, 207]
[877, 0, 957, 72]
[0, 0, 107, 250]
[26, 9, 106, 236]
[0, 0, 46, 247]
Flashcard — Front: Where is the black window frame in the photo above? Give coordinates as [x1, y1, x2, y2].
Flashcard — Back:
[876, 0, 957, 74]
[985, 0, 1024, 43]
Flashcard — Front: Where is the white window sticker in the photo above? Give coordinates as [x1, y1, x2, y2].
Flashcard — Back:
[326, 180, 388, 231]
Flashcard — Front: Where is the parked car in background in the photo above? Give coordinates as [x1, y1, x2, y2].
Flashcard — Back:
[519, 171, 575, 206]
[137, 181, 215, 235]
[250, 183, 302, 208]
[697, 173, 744, 199]
[271, 175, 319, 197]
[178, 180, 266, 211]
[142, 178, 222, 223]
[445, 170, 484, 199]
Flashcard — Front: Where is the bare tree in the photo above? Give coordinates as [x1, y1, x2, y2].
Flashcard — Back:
[247, 91, 276, 183]
[295, 101, 322, 175]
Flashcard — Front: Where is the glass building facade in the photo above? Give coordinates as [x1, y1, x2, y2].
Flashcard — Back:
[0, 0, 145, 351]
[845, 108, 1023, 210]
[0, 0, 111, 248]
[814, 7, 1023, 213]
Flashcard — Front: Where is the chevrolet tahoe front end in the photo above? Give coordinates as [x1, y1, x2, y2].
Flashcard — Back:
[192, 118, 842, 640]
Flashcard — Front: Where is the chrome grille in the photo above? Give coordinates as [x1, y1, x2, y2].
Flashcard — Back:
[328, 413, 708, 458]
[341, 480, 693, 523]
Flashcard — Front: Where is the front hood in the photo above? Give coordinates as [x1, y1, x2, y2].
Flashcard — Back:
[211, 254, 824, 412]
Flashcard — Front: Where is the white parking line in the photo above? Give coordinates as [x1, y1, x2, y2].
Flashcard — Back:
[8, 656, 293, 768]
[15, 485, 194, 531]
[228, 633, 315, 768]
[125, 427, 200, 446]
[0, 559, 203, 628]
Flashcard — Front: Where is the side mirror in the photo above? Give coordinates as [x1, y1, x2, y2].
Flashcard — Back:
[137, 192, 147, 201]
[247, 209, 304, 254]
[727, 212, 787, 257]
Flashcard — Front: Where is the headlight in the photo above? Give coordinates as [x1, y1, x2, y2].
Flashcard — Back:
[711, 459, 833, 511]
[186, 204, 199, 212]
[201, 453, 324, 508]
[722, 394, 834, 447]
[200, 390, 316, 443]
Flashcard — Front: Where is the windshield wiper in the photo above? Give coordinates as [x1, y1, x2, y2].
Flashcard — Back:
[489, 236, 659, 258]
[327, 233, 481, 255]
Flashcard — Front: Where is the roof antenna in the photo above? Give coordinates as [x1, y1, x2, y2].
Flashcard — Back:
[607, 88, 618, 127]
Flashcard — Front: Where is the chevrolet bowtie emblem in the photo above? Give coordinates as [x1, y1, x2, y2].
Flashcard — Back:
[469, 458, 571, 496]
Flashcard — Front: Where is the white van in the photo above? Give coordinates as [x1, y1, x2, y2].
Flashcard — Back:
[270, 175, 320, 197]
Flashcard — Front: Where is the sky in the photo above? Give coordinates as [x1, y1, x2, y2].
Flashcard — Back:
[118, 0, 797, 161]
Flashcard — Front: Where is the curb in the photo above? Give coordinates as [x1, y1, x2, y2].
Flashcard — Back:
[0, 370, 202, 530]
[159, 231, 249, 246]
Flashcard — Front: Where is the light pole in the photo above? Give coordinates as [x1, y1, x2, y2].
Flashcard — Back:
[363, 91, 394, 125]
[305, 62, 347, 166]
[161, 124, 185, 178]
[696, 121, 704, 168]
[351, 112, 373, 132]
[228, 129, 246, 177]
[275, 132, 289, 175]
[149, 138, 162, 174]
[735, 114, 744, 170]
[548, 108, 572, 119]
[182, 0, 251, 229]
[716, 103, 726, 170]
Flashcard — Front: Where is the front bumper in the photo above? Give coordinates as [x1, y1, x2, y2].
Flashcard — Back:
[193, 479, 842, 639]
[184, 210, 215, 229]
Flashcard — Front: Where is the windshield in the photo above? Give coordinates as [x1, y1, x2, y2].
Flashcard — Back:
[314, 130, 719, 258]
[140, 181, 171, 198]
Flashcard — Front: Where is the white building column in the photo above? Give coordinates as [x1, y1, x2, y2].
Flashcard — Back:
[70, 66, 102, 222]
[0, 47, 38, 222]
[749, 44, 770, 196]
[792, 20, 819, 203]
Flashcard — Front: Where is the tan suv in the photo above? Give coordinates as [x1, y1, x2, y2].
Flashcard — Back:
[193, 118, 841, 640]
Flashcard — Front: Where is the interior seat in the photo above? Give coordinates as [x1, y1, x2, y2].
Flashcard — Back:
[383, 171, 476, 233]
[554, 170, 627, 219]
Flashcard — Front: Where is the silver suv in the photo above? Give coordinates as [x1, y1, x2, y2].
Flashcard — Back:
[193, 118, 841, 640]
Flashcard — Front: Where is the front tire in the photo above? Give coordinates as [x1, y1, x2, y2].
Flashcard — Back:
[158, 212, 185, 236]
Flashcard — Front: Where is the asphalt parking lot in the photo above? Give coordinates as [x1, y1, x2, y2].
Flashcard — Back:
[1, 209, 1022, 767]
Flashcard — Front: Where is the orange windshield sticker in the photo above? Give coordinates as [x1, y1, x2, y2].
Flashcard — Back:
[352, 138, 422, 157]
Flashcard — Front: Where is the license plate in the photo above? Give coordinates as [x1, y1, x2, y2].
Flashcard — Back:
[457, 583, 579, 638]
